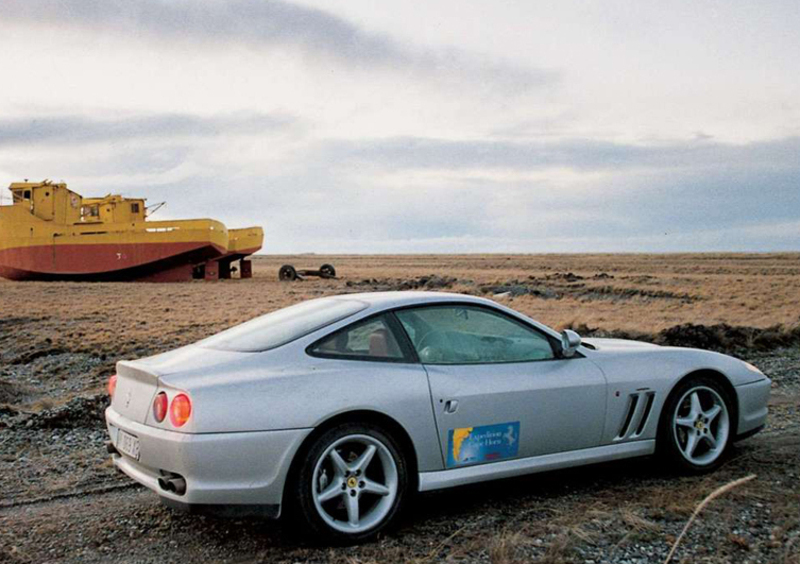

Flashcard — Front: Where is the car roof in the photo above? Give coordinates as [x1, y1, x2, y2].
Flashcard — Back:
[329, 291, 494, 311]
[320, 291, 561, 342]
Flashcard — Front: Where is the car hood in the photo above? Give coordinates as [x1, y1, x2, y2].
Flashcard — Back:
[581, 338, 661, 352]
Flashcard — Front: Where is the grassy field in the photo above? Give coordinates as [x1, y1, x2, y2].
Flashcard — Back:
[2, 252, 798, 364]
[1, 253, 799, 563]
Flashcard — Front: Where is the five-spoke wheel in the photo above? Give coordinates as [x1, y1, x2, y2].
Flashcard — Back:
[660, 376, 733, 472]
[292, 423, 408, 543]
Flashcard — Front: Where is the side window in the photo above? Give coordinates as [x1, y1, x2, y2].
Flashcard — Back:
[395, 306, 555, 364]
[310, 315, 406, 361]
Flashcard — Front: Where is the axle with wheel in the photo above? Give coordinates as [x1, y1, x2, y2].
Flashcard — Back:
[279, 263, 337, 281]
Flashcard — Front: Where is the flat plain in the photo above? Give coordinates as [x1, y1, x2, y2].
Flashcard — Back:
[1, 253, 799, 563]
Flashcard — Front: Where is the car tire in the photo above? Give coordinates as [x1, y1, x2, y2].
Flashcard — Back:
[279, 264, 297, 281]
[657, 375, 734, 474]
[290, 422, 409, 544]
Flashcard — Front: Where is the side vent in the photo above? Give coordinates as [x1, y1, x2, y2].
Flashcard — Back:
[635, 393, 655, 437]
[617, 395, 639, 439]
[615, 391, 656, 441]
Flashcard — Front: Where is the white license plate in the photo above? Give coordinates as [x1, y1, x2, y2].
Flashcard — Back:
[117, 429, 140, 460]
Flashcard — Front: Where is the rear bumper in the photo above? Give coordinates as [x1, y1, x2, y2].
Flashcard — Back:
[735, 377, 771, 438]
[105, 407, 312, 516]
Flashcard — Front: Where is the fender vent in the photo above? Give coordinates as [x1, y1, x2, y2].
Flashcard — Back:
[635, 393, 656, 436]
[617, 395, 639, 439]
[616, 391, 656, 440]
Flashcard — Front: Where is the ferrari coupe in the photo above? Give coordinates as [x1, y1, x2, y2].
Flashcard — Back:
[105, 292, 770, 542]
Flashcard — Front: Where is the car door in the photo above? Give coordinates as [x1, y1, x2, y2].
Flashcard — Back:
[394, 304, 607, 469]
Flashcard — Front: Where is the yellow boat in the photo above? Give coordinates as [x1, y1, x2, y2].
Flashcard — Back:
[0, 180, 263, 281]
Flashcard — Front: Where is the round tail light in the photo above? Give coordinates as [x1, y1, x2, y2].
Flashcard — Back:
[153, 392, 168, 422]
[108, 375, 117, 398]
[169, 393, 192, 427]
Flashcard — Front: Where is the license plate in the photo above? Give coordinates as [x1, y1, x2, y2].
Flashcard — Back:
[117, 429, 140, 460]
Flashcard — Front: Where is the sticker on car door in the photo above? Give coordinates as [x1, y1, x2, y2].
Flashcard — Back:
[447, 421, 520, 467]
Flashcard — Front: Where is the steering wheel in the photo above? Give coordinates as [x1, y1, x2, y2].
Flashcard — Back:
[417, 330, 448, 363]
[418, 330, 445, 352]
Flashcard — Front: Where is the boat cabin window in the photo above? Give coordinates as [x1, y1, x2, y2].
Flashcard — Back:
[81, 205, 100, 219]
[131, 203, 140, 214]
[11, 190, 31, 203]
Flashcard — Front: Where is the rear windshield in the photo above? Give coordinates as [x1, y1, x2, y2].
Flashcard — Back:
[198, 298, 368, 352]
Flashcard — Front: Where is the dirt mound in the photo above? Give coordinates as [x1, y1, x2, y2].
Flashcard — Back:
[581, 286, 699, 303]
[345, 275, 466, 291]
[16, 394, 109, 430]
[479, 281, 560, 298]
[543, 271, 585, 282]
[479, 279, 697, 303]
[538, 272, 614, 281]
[0, 316, 47, 328]
[9, 346, 67, 365]
[571, 322, 800, 353]
[658, 323, 800, 352]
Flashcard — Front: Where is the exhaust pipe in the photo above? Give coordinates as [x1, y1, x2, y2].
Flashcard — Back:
[105, 441, 119, 455]
[168, 477, 187, 496]
[158, 475, 187, 496]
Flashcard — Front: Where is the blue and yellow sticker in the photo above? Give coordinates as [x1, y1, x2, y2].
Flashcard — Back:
[447, 421, 520, 467]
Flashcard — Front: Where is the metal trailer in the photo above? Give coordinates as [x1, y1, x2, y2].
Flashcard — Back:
[278, 263, 336, 281]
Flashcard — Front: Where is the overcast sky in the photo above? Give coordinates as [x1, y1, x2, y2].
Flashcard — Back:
[1, 0, 799, 252]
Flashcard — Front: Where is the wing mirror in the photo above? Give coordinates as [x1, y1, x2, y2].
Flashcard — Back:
[560, 329, 582, 358]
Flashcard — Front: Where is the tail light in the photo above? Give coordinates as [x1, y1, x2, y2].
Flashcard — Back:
[107, 375, 117, 398]
[169, 393, 192, 427]
[153, 392, 168, 422]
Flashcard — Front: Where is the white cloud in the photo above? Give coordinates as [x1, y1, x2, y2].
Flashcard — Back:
[0, 0, 799, 253]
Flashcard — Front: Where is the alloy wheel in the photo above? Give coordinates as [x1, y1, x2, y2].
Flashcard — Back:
[311, 434, 398, 534]
[672, 385, 730, 466]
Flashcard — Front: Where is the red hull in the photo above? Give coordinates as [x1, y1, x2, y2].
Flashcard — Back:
[0, 242, 227, 282]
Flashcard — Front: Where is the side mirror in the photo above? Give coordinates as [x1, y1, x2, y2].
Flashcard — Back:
[560, 329, 582, 358]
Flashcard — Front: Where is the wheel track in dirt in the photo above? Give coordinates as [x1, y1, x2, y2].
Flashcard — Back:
[0, 482, 141, 511]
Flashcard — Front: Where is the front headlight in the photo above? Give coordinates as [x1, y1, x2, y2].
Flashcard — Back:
[744, 361, 764, 375]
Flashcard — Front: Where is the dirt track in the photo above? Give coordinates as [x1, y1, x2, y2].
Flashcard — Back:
[1, 254, 799, 563]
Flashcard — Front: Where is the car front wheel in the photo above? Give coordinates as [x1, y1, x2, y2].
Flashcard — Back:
[292, 422, 409, 544]
[659, 376, 733, 473]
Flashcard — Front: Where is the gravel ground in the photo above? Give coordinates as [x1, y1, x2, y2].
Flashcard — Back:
[1, 344, 798, 563]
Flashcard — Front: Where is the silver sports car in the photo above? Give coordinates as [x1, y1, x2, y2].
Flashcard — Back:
[105, 292, 770, 542]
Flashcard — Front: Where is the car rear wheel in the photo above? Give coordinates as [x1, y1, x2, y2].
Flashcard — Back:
[659, 376, 733, 473]
[292, 423, 409, 544]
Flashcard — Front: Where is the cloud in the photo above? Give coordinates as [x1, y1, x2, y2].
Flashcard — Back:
[0, 112, 296, 147]
[2, 0, 556, 93]
[2, 110, 798, 253]
[315, 135, 800, 173]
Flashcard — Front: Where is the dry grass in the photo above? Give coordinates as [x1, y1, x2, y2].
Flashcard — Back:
[2, 252, 796, 409]
[664, 474, 757, 564]
[489, 531, 527, 564]
[1, 253, 799, 563]
[1, 253, 798, 358]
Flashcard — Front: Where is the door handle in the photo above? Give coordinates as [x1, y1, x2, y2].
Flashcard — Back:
[443, 399, 458, 414]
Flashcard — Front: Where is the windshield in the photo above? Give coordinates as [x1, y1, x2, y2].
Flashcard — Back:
[198, 298, 368, 352]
